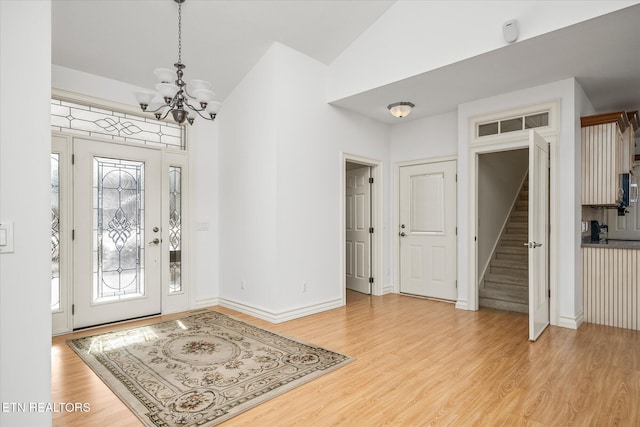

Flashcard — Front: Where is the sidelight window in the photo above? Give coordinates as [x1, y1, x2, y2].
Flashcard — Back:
[169, 166, 183, 294]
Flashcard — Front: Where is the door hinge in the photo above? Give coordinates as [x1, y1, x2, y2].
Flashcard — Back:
[455, 280, 458, 289]
[72, 154, 75, 165]
[455, 174, 458, 182]
[72, 304, 75, 315]
[369, 277, 374, 284]
[72, 229, 75, 240]
[369, 227, 374, 233]
[548, 289, 551, 298]
[456, 227, 458, 235]
[369, 177, 374, 184]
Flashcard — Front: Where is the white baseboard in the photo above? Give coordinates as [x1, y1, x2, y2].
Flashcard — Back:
[218, 297, 344, 324]
[191, 297, 219, 310]
[455, 299, 469, 310]
[382, 285, 395, 295]
[558, 311, 584, 330]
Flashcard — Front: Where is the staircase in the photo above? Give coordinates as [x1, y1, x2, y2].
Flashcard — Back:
[479, 177, 528, 313]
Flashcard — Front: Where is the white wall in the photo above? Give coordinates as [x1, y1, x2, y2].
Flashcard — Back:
[458, 78, 583, 328]
[328, 0, 638, 102]
[51, 65, 220, 310]
[217, 46, 279, 311]
[218, 43, 390, 321]
[187, 122, 220, 307]
[389, 111, 458, 163]
[0, 1, 52, 426]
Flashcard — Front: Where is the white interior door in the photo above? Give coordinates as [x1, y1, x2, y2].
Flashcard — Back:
[528, 130, 550, 341]
[346, 166, 371, 294]
[73, 139, 162, 329]
[399, 161, 457, 300]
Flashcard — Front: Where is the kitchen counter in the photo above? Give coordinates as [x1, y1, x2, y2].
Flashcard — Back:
[582, 239, 640, 249]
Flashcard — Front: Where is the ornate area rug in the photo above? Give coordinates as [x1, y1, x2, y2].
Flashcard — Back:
[68, 311, 353, 426]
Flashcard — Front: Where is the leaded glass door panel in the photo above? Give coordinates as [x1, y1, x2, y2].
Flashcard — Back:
[73, 139, 162, 329]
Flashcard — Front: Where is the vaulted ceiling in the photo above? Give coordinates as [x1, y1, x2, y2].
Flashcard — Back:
[52, 1, 640, 124]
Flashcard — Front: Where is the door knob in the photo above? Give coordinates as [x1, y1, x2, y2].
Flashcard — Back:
[153, 226, 160, 232]
[524, 242, 542, 248]
[400, 232, 406, 237]
[149, 238, 160, 245]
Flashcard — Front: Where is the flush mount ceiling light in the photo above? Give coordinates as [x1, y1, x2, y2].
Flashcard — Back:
[387, 102, 415, 118]
[134, 0, 221, 125]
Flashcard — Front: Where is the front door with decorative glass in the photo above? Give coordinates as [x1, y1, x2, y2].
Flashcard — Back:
[73, 139, 162, 329]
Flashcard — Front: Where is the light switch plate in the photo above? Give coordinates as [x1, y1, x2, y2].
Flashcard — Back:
[581, 221, 589, 232]
[0, 221, 14, 253]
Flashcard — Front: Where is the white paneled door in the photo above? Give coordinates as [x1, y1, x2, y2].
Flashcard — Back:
[528, 131, 550, 341]
[346, 166, 372, 294]
[73, 139, 162, 329]
[399, 160, 457, 300]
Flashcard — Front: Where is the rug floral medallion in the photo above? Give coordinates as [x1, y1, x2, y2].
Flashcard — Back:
[68, 311, 353, 426]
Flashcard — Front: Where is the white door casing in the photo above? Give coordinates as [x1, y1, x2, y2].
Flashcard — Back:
[73, 139, 162, 328]
[346, 166, 372, 294]
[528, 130, 550, 341]
[399, 160, 457, 300]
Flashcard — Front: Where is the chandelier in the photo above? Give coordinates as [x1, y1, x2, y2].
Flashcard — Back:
[134, 0, 220, 125]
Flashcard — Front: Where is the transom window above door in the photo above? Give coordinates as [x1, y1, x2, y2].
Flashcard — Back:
[477, 111, 550, 138]
[51, 98, 186, 150]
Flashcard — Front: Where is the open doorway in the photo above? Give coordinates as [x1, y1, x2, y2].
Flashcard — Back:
[477, 149, 529, 313]
[341, 154, 383, 301]
[470, 131, 551, 341]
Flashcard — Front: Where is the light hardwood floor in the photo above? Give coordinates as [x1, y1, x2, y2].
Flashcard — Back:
[52, 291, 640, 426]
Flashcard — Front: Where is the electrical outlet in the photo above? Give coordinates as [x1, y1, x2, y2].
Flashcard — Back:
[581, 221, 589, 232]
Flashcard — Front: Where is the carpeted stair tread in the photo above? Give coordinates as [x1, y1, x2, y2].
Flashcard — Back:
[491, 258, 527, 270]
[495, 251, 529, 264]
[508, 221, 527, 227]
[479, 286, 528, 300]
[501, 234, 527, 242]
[483, 281, 527, 294]
[515, 201, 528, 210]
[496, 246, 528, 255]
[500, 240, 528, 248]
[490, 266, 528, 279]
[484, 273, 528, 287]
[479, 297, 528, 314]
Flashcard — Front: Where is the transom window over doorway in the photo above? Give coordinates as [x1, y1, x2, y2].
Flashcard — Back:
[51, 98, 186, 150]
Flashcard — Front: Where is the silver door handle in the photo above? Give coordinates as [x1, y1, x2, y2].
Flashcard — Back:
[524, 242, 542, 248]
[149, 238, 161, 245]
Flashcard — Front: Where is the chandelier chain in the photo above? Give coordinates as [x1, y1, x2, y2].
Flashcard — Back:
[177, 2, 182, 63]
